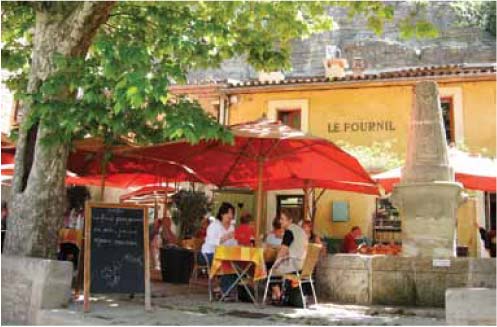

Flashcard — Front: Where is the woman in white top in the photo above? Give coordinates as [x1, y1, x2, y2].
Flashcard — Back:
[200, 202, 237, 296]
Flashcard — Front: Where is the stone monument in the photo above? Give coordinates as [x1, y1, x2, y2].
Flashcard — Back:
[391, 81, 464, 258]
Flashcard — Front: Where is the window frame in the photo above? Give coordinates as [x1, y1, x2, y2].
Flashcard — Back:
[440, 96, 455, 144]
[277, 108, 302, 130]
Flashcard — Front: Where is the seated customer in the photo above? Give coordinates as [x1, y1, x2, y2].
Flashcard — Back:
[200, 202, 238, 298]
[302, 220, 323, 245]
[265, 216, 284, 247]
[341, 226, 362, 253]
[234, 213, 255, 246]
[270, 209, 308, 303]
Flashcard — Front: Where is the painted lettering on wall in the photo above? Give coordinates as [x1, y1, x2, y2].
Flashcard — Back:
[328, 120, 396, 133]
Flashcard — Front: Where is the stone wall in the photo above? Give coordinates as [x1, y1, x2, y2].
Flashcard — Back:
[316, 254, 496, 307]
[446, 288, 496, 325]
[1, 255, 73, 325]
[187, 1, 496, 82]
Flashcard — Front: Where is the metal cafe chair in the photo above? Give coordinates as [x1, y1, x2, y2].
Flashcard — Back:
[189, 251, 214, 301]
[188, 238, 210, 284]
[262, 243, 322, 309]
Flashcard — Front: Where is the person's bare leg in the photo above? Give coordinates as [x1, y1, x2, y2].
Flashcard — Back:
[271, 284, 281, 301]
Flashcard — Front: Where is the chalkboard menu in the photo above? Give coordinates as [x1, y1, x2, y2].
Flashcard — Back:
[84, 203, 151, 312]
[90, 206, 145, 293]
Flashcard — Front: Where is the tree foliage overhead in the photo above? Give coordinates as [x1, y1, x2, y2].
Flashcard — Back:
[451, 0, 496, 37]
[2, 1, 438, 148]
[336, 140, 404, 173]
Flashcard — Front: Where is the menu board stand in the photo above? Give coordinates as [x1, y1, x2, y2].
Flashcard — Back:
[83, 202, 151, 312]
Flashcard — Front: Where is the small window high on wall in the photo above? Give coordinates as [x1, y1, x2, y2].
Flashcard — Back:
[441, 97, 455, 144]
[277, 109, 301, 130]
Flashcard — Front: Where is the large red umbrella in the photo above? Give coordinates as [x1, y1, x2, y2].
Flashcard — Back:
[2, 137, 203, 191]
[0, 167, 127, 188]
[373, 147, 497, 193]
[124, 118, 378, 239]
[119, 185, 175, 202]
[67, 138, 210, 199]
[68, 148, 208, 184]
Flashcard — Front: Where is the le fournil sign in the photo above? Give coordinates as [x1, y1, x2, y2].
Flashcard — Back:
[328, 120, 396, 133]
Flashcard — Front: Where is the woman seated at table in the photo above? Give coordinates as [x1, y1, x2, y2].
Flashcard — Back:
[200, 202, 238, 298]
[302, 220, 323, 245]
[269, 209, 308, 304]
[234, 212, 255, 246]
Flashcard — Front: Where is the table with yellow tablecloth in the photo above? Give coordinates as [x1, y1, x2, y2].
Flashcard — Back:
[209, 245, 267, 281]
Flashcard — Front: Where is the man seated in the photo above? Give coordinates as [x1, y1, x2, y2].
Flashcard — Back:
[269, 209, 308, 304]
[341, 226, 362, 253]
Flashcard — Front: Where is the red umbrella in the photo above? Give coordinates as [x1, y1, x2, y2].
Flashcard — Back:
[124, 118, 378, 238]
[373, 147, 497, 193]
[1, 151, 15, 165]
[2, 137, 201, 190]
[119, 185, 175, 202]
[1, 168, 126, 188]
[67, 138, 210, 199]
[68, 149, 208, 184]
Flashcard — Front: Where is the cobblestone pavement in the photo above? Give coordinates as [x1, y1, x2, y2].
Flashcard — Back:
[38, 282, 446, 325]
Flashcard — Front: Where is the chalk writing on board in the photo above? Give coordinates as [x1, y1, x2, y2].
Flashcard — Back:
[123, 254, 143, 267]
[114, 240, 138, 246]
[90, 205, 145, 294]
[93, 238, 112, 247]
[100, 261, 123, 288]
[93, 214, 115, 223]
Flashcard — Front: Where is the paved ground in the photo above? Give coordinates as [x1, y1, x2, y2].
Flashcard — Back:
[38, 282, 446, 325]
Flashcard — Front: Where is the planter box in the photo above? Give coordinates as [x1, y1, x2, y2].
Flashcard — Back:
[1, 255, 73, 324]
[160, 247, 194, 284]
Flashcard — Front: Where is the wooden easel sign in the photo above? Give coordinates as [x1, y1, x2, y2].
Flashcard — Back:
[84, 202, 151, 312]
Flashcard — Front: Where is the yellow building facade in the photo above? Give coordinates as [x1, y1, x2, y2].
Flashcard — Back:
[221, 64, 496, 253]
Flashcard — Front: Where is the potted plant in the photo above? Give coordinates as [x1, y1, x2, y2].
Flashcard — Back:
[159, 190, 210, 284]
[171, 190, 211, 241]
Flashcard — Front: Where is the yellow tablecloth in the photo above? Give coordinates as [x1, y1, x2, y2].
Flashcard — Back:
[209, 246, 267, 281]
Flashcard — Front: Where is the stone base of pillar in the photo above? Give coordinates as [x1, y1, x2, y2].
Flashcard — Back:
[392, 182, 463, 258]
[446, 288, 496, 325]
[1, 255, 73, 325]
[316, 254, 496, 307]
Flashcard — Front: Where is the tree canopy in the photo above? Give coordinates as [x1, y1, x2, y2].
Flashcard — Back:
[2, 1, 438, 147]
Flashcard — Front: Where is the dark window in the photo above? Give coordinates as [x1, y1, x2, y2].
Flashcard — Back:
[485, 192, 496, 231]
[212, 103, 220, 122]
[276, 195, 304, 222]
[277, 109, 301, 130]
[441, 97, 455, 144]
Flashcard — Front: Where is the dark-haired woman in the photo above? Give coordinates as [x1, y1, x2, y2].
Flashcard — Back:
[200, 202, 237, 298]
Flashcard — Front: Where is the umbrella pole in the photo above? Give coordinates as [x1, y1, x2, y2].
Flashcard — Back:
[99, 161, 107, 202]
[303, 181, 310, 221]
[255, 159, 264, 246]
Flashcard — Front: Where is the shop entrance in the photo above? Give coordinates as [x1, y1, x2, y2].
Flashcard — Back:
[276, 195, 304, 222]
[485, 192, 496, 230]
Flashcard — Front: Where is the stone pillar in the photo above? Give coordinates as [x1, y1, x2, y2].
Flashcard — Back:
[392, 81, 463, 258]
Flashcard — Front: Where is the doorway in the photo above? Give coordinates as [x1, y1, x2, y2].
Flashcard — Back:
[276, 195, 304, 223]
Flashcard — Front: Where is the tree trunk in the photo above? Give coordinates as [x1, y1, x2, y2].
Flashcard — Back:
[4, 2, 114, 258]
